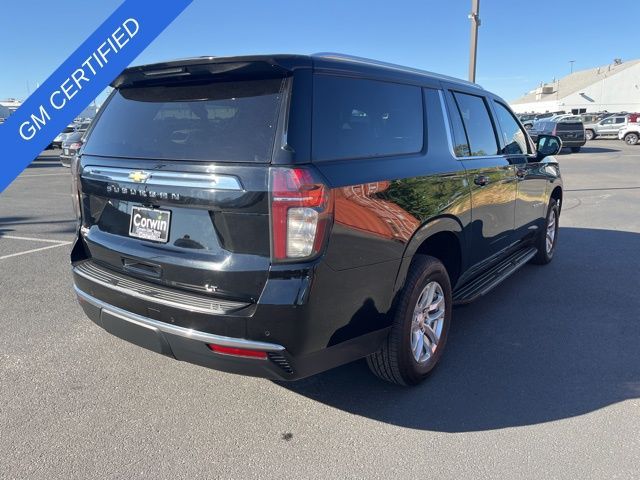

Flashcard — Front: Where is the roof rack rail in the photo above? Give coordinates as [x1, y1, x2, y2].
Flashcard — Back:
[312, 52, 482, 89]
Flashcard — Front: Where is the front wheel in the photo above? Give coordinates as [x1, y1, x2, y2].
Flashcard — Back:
[531, 198, 560, 265]
[624, 133, 639, 145]
[585, 129, 595, 141]
[367, 255, 452, 386]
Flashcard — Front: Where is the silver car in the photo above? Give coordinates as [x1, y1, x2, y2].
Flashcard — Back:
[584, 115, 628, 140]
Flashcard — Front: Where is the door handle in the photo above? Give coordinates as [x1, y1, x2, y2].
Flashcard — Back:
[474, 175, 489, 187]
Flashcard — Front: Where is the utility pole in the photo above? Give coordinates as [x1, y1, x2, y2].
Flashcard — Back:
[569, 60, 575, 74]
[468, 0, 481, 83]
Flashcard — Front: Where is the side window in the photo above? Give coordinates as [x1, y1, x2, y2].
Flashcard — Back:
[601, 118, 613, 125]
[615, 117, 626, 124]
[452, 92, 499, 157]
[493, 101, 530, 155]
[312, 75, 423, 161]
[444, 91, 470, 157]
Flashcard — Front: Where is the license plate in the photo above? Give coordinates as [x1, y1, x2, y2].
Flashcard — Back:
[64, 148, 69, 155]
[129, 206, 171, 243]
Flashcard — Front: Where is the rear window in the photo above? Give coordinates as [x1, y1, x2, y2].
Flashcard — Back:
[312, 75, 423, 161]
[555, 122, 584, 131]
[83, 78, 286, 162]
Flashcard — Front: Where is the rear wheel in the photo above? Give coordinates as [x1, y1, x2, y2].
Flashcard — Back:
[585, 129, 595, 141]
[367, 255, 452, 386]
[624, 133, 639, 145]
[531, 198, 560, 265]
[570, 146, 581, 153]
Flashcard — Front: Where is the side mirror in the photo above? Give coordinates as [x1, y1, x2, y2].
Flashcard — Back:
[536, 134, 562, 160]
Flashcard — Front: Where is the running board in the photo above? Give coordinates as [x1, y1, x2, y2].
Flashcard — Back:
[453, 247, 537, 305]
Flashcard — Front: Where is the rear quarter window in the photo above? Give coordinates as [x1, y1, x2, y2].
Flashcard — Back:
[312, 75, 423, 161]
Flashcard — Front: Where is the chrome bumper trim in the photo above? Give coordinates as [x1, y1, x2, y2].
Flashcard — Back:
[73, 261, 249, 315]
[74, 286, 285, 352]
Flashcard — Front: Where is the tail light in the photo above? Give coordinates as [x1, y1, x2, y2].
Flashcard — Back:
[269, 167, 333, 262]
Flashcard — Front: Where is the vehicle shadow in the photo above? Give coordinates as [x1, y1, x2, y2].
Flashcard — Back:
[574, 146, 621, 154]
[276, 227, 640, 432]
[27, 161, 65, 169]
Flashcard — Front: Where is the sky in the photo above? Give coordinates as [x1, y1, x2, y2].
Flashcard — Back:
[1, 0, 638, 104]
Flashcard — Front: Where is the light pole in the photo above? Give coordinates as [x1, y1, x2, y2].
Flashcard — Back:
[569, 60, 575, 74]
[468, 0, 481, 83]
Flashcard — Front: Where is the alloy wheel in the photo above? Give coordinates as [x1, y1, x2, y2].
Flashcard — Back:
[546, 209, 557, 254]
[410, 281, 445, 363]
[626, 133, 638, 145]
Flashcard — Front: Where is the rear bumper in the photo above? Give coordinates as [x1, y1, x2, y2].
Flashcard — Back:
[75, 285, 300, 380]
[560, 138, 586, 147]
[59, 155, 73, 167]
[72, 258, 391, 380]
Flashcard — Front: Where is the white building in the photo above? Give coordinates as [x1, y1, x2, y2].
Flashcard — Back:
[510, 59, 640, 114]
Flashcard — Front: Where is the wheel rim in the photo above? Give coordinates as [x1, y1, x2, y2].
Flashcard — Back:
[627, 134, 638, 145]
[586, 131, 593, 140]
[546, 209, 557, 254]
[410, 281, 445, 363]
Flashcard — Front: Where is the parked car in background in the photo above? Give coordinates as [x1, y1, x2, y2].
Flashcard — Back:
[618, 124, 640, 145]
[520, 112, 558, 130]
[627, 113, 640, 124]
[529, 117, 586, 152]
[584, 115, 628, 140]
[59, 131, 84, 167]
[70, 54, 564, 386]
[52, 121, 92, 149]
[0, 105, 10, 124]
[52, 125, 78, 149]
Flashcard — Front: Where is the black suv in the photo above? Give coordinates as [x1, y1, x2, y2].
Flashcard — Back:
[529, 116, 586, 153]
[71, 54, 563, 386]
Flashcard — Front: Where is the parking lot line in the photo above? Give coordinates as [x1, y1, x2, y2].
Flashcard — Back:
[0, 235, 72, 260]
[1, 235, 71, 244]
[0, 242, 71, 260]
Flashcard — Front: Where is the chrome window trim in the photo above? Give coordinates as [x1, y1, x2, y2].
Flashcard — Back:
[75, 286, 285, 352]
[82, 166, 244, 191]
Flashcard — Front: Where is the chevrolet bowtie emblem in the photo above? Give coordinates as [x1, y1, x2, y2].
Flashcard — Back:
[128, 171, 150, 183]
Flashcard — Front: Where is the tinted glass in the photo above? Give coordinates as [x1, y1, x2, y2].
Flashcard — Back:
[446, 92, 470, 157]
[453, 92, 498, 156]
[493, 101, 529, 155]
[615, 117, 626, 124]
[312, 75, 423, 161]
[84, 78, 285, 162]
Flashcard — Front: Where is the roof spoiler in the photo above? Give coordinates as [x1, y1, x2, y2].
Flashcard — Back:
[111, 55, 311, 88]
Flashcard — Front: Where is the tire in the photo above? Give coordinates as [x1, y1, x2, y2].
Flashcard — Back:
[585, 129, 595, 141]
[367, 255, 452, 386]
[531, 198, 560, 265]
[570, 146, 581, 153]
[624, 133, 639, 145]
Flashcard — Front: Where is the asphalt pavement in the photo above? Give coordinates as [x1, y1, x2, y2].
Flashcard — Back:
[1, 141, 639, 479]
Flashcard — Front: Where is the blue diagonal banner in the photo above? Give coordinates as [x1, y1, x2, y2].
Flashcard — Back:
[0, 0, 193, 192]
